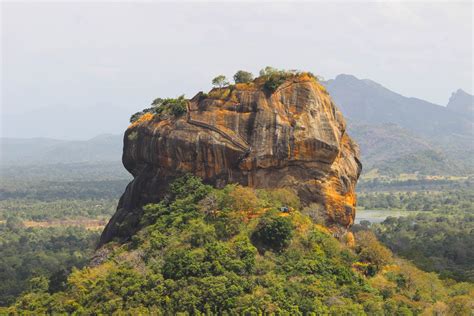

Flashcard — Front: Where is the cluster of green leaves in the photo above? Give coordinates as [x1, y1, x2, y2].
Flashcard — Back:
[258, 66, 316, 92]
[7, 175, 472, 315]
[259, 66, 295, 92]
[211, 70, 254, 89]
[251, 213, 293, 252]
[211, 75, 230, 88]
[233, 70, 254, 84]
[0, 220, 99, 306]
[130, 95, 187, 123]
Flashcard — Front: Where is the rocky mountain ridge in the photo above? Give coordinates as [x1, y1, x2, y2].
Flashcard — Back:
[447, 88, 473, 118]
[323, 74, 473, 142]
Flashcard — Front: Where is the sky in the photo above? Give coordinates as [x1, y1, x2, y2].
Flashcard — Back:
[1, 1, 472, 139]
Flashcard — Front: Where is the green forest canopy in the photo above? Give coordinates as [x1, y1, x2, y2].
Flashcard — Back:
[5, 175, 473, 315]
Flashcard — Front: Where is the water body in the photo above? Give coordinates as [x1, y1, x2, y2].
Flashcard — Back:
[355, 209, 416, 224]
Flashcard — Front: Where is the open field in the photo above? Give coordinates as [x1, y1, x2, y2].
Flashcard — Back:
[0, 219, 106, 230]
[355, 209, 419, 224]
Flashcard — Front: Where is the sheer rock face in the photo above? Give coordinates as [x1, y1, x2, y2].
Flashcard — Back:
[99, 76, 362, 246]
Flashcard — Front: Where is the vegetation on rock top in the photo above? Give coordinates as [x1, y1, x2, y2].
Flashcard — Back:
[129, 67, 322, 128]
[129, 95, 187, 124]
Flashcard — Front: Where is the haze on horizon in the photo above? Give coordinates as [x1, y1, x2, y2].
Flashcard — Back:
[1, 1, 472, 140]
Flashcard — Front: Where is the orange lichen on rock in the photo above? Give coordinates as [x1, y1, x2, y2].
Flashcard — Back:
[323, 176, 357, 228]
[294, 72, 315, 82]
[208, 88, 231, 100]
[128, 112, 155, 129]
[234, 82, 256, 90]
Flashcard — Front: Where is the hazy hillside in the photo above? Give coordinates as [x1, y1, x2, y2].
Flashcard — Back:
[1, 134, 123, 165]
[323, 75, 473, 175]
[347, 123, 433, 166]
[2, 104, 132, 140]
[346, 123, 466, 175]
[447, 88, 474, 119]
[324, 74, 473, 143]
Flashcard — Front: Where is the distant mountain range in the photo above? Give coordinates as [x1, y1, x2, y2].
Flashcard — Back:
[347, 122, 467, 176]
[2, 75, 472, 176]
[324, 74, 473, 141]
[447, 89, 474, 119]
[323, 74, 473, 175]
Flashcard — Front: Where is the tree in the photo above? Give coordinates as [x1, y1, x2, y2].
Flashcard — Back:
[355, 231, 393, 270]
[257, 67, 292, 92]
[233, 71, 253, 84]
[28, 276, 49, 293]
[151, 97, 164, 106]
[212, 75, 229, 88]
[6, 216, 24, 232]
[229, 185, 259, 212]
[252, 214, 294, 252]
[259, 66, 279, 77]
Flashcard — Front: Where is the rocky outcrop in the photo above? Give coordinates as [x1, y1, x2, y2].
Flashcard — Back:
[99, 74, 362, 246]
[447, 89, 473, 119]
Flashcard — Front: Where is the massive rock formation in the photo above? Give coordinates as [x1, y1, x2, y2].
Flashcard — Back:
[99, 73, 361, 246]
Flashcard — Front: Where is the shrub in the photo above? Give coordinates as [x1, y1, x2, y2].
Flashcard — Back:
[233, 70, 254, 84]
[258, 66, 295, 93]
[252, 213, 294, 252]
[130, 112, 144, 123]
[129, 95, 187, 123]
[169, 174, 212, 201]
[228, 185, 259, 212]
[154, 95, 187, 117]
[168, 98, 187, 116]
[355, 231, 393, 270]
[263, 73, 291, 92]
[186, 219, 217, 247]
[259, 66, 279, 77]
[257, 188, 300, 210]
[151, 97, 164, 106]
[162, 248, 208, 279]
[28, 276, 49, 293]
